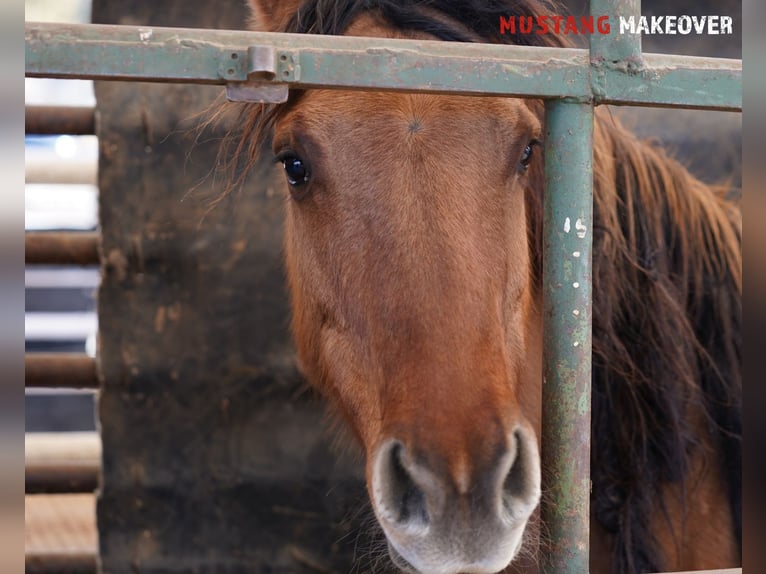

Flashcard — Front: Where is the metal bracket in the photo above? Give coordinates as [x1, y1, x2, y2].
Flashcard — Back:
[225, 45, 291, 103]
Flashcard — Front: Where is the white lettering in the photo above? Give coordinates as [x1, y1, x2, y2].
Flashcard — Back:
[575, 218, 587, 239]
[665, 15, 677, 34]
[709, 15, 719, 34]
[677, 15, 691, 34]
[636, 15, 649, 34]
[619, 15, 635, 34]
[603, 13, 730, 35]
[721, 16, 733, 34]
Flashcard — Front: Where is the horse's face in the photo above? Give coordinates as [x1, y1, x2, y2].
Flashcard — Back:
[263, 12, 543, 574]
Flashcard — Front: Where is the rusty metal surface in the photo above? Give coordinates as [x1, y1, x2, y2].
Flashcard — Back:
[541, 100, 594, 574]
[25, 232, 99, 266]
[25, 106, 96, 135]
[25, 354, 99, 389]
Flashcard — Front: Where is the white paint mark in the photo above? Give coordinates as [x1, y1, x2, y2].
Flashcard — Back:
[564, 217, 571, 233]
[573, 309, 580, 316]
[573, 282, 580, 288]
[573, 251, 581, 258]
[575, 218, 587, 238]
[573, 341, 580, 347]
[139, 28, 153, 42]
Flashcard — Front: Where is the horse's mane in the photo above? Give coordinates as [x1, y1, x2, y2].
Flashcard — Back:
[228, 2, 742, 573]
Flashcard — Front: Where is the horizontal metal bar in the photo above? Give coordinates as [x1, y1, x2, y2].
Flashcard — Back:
[596, 52, 743, 111]
[25, 22, 741, 110]
[25, 553, 97, 574]
[25, 232, 99, 265]
[26, 106, 95, 135]
[25, 22, 590, 99]
[25, 354, 99, 389]
[25, 432, 100, 494]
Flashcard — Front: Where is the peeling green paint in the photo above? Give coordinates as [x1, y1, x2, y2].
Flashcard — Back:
[26, 22, 740, 110]
[541, 100, 593, 574]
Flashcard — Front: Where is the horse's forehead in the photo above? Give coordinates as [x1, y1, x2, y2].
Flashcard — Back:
[276, 13, 533, 134]
[279, 91, 531, 144]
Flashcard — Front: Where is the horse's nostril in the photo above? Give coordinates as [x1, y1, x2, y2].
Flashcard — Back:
[502, 429, 538, 515]
[380, 443, 429, 526]
[504, 430, 526, 498]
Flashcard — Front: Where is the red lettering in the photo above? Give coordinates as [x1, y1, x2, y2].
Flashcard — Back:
[537, 15, 550, 35]
[597, 15, 611, 34]
[551, 15, 564, 33]
[499, 16, 515, 35]
[564, 15, 578, 34]
[519, 16, 533, 34]
[502, 13, 611, 35]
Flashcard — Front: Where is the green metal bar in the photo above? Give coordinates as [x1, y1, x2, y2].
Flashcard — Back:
[596, 52, 742, 111]
[541, 99, 594, 574]
[25, 22, 589, 99]
[25, 22, 741, 110]
[589, 0, 642, 63]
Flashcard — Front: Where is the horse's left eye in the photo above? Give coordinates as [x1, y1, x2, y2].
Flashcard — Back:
[280, 154, 310, 186]
[520, 140, 539, 171]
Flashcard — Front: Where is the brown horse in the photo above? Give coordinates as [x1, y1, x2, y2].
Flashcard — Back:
[225, 1, 742, 572]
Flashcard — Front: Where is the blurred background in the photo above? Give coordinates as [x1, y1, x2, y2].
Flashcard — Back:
[26, 0, 97, 433]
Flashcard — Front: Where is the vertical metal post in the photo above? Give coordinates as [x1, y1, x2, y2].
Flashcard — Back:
[589, 0, 643, 106]
[589, 0, 642, 63]
[541, 99, 594, 574]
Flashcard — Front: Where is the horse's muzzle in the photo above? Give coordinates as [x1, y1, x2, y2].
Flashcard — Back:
[370, 426, 541, 574]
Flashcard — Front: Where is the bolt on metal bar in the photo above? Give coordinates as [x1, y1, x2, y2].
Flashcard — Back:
[24, 22, 741, 110]
[25, 232, 99, 266]
[25, 106, 96, 135]
[25, 354, 99, 389]
[541, 99, 594, 574]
